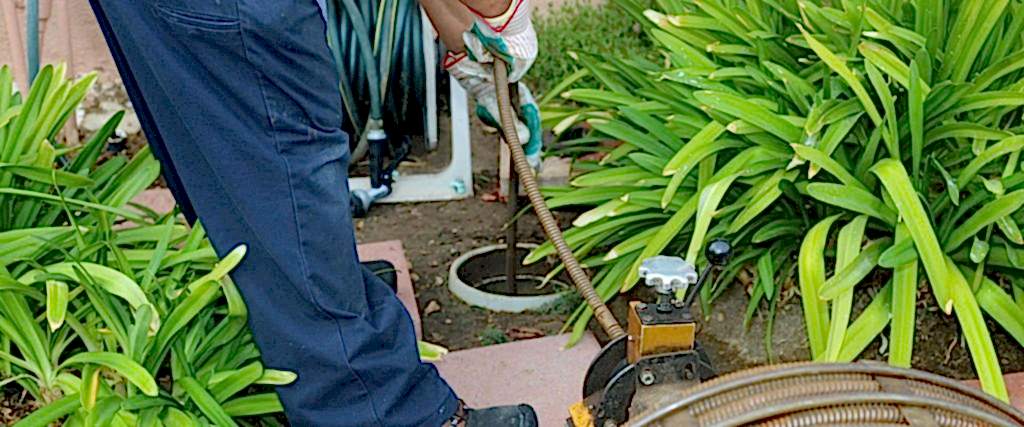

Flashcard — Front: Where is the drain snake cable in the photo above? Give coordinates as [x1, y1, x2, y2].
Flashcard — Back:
[492, 59, 626, 339]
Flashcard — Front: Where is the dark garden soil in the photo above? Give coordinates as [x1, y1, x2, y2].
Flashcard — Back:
[355, 118, 575, 350]
[0, 388, 40, 426]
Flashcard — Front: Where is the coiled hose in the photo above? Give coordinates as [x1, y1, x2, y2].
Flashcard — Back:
[326, 0, 426, 162]
[493, 60, 625, 339]
[26, 0, 39, 85]
[628, 362, 1024, 426]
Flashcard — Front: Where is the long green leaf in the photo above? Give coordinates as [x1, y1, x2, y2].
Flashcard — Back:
[958, 136, 1024, 186]
[873, 159, 952, 312]
[860, 41, 931, 93]
[823, 215, 868, 361]
[889, 224, 918, 368]
[820, 238, 891, 300]
[728, 170, 795, 234]
[806, 183, 897, 224]
[975, 276, 1024, 348]
[694, 91, 802, 143]
[945, 257, 1007, 401]
[686, 175, 737, 263]
[909, 60, 925, 179]
[222, 393, 285, 417]
[799, 26, 882, 125]
[209, 362, 264, 402]
[13, 394, 81, 427]
[0, 188, 147, 222]
[944, 190, 1024, 251]
[19, 262, 156, 326]
[145, 279, 221, 370]
[0, 164, 94, 187]
[837, 281, 893, 362]
[178, 377, 238, 426]
[62, 352, 158, 396]
[799, 215, 840, 358]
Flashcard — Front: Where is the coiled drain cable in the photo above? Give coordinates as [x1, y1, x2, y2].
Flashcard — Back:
[493, 59, 626, 339]
[628, 362, 1024, 426]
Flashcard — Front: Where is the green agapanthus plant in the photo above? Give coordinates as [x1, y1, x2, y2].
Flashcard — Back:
[535, 0, 1024, 401]
[0, 65, 292, 426]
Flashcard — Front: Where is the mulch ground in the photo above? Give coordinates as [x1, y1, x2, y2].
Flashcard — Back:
[1, 387, 40, 426]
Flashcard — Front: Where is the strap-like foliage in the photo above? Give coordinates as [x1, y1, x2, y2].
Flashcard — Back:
[538, 0, 1024, 401]
[0, 65, 291, 425]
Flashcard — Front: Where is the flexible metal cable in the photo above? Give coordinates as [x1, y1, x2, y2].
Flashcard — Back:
[627, 362, 1024, 426]
[493, 59, 625, 339]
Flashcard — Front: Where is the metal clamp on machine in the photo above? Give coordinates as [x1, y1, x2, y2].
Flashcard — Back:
[569, 239, 732, 427]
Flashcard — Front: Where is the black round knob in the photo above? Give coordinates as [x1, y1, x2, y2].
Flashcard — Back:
[706, 239, 732, 266]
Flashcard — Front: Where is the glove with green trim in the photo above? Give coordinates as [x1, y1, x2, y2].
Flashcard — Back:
[445, 0, 542, 170]
[448, 56, 542, 170]
[461, 0, 536, 82]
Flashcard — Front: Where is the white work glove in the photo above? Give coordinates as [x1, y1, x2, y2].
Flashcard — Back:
[445, 0, 542, 171]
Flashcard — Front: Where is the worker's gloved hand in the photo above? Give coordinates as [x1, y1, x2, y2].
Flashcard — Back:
[461, 0, 537, 82]
[448, 57, 542, 170]
[446, 0, 542, 171]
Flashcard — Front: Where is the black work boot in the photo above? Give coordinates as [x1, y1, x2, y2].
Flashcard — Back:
[446, 401, 539, 427]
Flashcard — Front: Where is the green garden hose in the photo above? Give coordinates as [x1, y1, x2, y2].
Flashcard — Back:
[26, 0, 39, 85]
[326, 0, 427, 162]
[493, 59, 626, 340]
[326, 0, 382, 161]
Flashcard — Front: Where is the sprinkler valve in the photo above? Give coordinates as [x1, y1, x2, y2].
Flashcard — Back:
[350, 133, 410, 218]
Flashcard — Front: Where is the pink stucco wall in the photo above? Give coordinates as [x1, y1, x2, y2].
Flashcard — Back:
[1, 1, 116, 86]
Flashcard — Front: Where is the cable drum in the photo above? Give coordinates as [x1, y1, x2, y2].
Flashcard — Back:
[325, 0, 430, 161]
[626, 363, 1024, 426]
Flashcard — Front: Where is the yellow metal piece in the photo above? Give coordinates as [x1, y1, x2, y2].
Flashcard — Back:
[627, 301, 695, 363]
[568, 400, 595, 427]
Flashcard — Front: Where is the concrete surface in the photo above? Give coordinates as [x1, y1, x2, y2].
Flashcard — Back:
[1005, 372, 1024, 411]
[433, 332, 601, 427]
[965, 372, 1024, 412]
[131, 188, 176, 214]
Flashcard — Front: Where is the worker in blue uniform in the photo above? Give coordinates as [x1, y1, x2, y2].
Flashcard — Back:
[87, 0, 542, 425]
